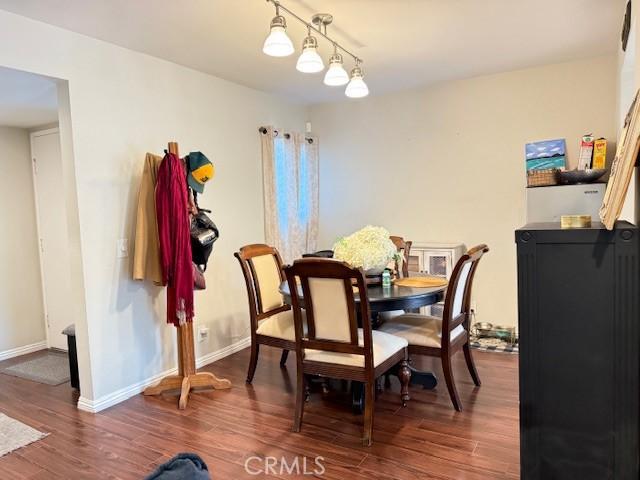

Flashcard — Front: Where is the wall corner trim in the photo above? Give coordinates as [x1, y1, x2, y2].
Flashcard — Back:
[0, 341, 48, 362]
[76, 337, 251, 413]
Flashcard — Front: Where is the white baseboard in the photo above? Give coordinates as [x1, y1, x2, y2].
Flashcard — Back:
[195, 336, 251, 369]
[0, 341, 47, 362]
[77, 336, 250, 414]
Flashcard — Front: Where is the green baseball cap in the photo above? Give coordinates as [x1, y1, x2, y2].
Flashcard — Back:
[186, 152, 214, 193]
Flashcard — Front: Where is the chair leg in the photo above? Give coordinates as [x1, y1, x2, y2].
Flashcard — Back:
[246, 341, 259, 384]
[398, 360, 411, 407]
[362, 382, 376, 446]
[279, 349, 289, 368]
[293, 370, 306, 433]
[463, 343, 481, 386]
[441, 353, 463, 412]
[375, 377, 383, 399]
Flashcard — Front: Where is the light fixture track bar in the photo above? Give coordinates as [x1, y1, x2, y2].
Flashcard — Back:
[266, 0, 361, 64]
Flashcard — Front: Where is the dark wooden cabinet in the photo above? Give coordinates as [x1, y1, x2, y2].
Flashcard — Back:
[516, 222, 639, 479]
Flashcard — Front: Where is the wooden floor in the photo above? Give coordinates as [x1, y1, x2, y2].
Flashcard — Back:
[0, 347, 519, 479]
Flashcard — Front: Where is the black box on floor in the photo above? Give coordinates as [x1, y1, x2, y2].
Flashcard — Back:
[516, 221, 639, 479]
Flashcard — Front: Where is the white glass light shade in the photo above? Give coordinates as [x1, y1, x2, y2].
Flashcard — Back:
[345, 67, 369, 98]
[323, 55, 349, 86]
[263, 25, 294, 57]
[296, 36, 324, 73]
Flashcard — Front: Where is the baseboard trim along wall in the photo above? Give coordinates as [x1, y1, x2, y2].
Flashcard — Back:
[0, 341, 47, 362]
[77, 336, 251, 413]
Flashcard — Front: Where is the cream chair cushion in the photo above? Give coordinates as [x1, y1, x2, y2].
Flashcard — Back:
[304, 329, 407, 368]
[256, 309, 307, 341]
[251, 254, 284, 312]
[308, 277, 352, 342]
[378, 313, 466, 348]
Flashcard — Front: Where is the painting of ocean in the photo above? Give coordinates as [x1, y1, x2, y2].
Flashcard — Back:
[525, 139, 566, 171]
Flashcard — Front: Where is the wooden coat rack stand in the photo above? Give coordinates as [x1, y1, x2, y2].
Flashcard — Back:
[144, 141, 231, 409]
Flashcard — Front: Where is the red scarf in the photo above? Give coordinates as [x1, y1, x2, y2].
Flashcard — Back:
[156, 152, 194, 326]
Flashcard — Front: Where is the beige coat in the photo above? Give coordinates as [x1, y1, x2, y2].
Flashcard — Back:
[133, 153, 164, 284]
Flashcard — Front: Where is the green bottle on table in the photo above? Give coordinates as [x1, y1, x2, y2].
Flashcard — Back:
[382, 269, 391, 288]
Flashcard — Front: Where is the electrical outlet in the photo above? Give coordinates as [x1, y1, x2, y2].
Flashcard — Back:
[198, 326, 209, 343]
[117, 238, 128, 258]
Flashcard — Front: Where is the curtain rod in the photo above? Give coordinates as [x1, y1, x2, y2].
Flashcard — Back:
[259, 126, 314, 143]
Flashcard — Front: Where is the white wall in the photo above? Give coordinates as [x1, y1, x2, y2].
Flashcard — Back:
[0, 10, 307, 405]
[310, 56, 618, 328]
[0, 126, 46, 354]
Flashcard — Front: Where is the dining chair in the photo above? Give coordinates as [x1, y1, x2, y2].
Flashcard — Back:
[378, 236, 414, 323]
[284, 258, 411, 446]
[378, 244, 489, 411]
[235, 244, 301, 383]
[389, 235, 412, 278]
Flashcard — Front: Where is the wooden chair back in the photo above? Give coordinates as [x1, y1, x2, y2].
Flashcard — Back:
[284, 258, 374, 369]
[234, 244, 290, 332]
[390, 236, 412, 278]
[441, 244, 489, 345]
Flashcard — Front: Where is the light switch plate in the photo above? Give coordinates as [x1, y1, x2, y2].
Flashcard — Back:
[117, 238, 129, 258]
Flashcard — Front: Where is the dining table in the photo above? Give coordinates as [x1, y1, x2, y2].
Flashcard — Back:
[279, 278, 447, 412]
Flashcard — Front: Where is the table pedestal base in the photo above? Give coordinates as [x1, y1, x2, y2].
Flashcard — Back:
[408, 366, 438, 390]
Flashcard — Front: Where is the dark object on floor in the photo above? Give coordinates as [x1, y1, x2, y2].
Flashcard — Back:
[516, 222, 639, 479]
[62, 324, 79, 390]
[470, 337, 518, 354]
[145, 453, 210, 480]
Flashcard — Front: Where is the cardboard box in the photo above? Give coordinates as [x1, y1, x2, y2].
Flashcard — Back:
[592, 138, 607, 169]
[578, 134, 594, 170]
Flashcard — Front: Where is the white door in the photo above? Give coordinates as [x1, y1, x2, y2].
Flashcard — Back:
[31, 129, 73, 351]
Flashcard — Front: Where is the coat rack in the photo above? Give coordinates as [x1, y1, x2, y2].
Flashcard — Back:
[144, 141, 231, 409]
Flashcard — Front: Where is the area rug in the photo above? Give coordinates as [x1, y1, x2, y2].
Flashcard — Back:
[1, 351, 70, 385]
[0, 413, 48, 457]
[470, 336, 519, 354]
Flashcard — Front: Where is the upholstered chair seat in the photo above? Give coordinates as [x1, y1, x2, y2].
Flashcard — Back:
[305, 329, 408, 367]
[378, 245, 490, 412]
[284, 258, 412, 446]
[235, 244, 298, 383]
[257, 310, 307, 341]
[379, 314, 465, 348]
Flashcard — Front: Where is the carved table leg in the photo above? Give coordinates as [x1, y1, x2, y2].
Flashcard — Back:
[398, 360, 411, 407]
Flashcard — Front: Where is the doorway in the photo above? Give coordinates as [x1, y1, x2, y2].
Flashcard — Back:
[31, 128, 74, 351]
[0, 65, 85, 400]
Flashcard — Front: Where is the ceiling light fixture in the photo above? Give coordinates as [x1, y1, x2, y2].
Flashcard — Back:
[324, 47, 349, 86]
[296, 27, 324, 73]
[263, 5, 295, 57]
[263, 0, 368, 98]
[345, 61, 369, 98]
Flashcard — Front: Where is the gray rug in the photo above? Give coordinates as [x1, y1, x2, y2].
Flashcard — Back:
[1, 351, 70, 385]
[0, 413, 48, 457]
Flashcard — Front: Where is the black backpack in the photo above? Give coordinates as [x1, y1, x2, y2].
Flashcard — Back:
[190, 208, 219, 271]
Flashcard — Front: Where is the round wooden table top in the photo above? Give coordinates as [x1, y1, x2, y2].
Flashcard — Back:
[279, 279, 446, 314]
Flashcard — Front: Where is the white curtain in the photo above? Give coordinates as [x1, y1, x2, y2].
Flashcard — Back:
[260, 126, 319, 263]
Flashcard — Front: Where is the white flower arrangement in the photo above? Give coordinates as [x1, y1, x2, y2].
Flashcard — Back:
[333, 225, 401, 274]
